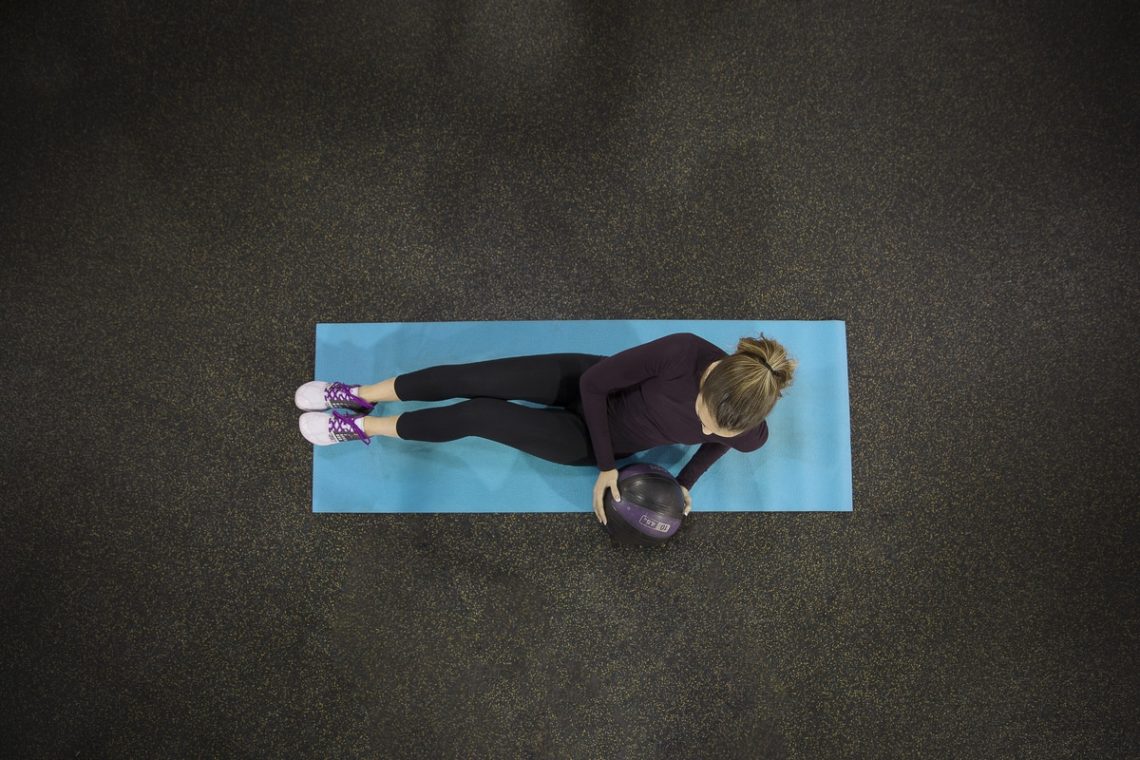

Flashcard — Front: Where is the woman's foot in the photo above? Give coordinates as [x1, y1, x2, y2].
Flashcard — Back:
[295, 381, 375, 413]
[299, 411, 372, 446]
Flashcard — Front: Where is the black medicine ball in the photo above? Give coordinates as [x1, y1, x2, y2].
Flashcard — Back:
[601, 463, 686, 546]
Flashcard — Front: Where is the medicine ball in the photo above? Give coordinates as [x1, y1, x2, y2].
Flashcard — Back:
[602, 463, 686, 546]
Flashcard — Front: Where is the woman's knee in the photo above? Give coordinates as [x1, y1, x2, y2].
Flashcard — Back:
[454, 397, 502, 419]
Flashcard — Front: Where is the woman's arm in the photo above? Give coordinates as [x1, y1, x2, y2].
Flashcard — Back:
[676, 443, 731, 491]
[677, 422, 770, 491]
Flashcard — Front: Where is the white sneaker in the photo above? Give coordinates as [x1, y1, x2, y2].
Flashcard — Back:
[295, 381, 374, 413]
[299, 411, 372, 446]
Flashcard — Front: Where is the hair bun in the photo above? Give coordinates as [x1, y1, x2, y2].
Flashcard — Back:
[736, 334, 796, 389]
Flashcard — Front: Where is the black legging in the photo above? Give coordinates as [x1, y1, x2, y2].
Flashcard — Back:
[392, 353, 631, 467]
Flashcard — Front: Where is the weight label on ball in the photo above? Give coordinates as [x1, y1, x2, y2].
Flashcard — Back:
[639, 515, 670, 532]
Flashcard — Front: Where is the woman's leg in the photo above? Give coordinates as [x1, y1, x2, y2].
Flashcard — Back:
[387, 398, 597, 466]
[360, 415, 400, 438]
[358, 354, 605, 407]
[356, 377, 400, 403]
[311, 408, 629, 466]
[351, 353, 605, 465]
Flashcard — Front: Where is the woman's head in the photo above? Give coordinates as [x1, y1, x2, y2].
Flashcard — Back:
[698, 334, 796, 435]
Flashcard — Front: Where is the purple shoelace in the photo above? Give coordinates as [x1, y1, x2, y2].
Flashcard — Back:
[329, 411, 371, 445]
[324, 382, 375, 412]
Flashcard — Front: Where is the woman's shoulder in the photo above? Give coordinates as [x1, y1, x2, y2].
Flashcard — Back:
[732, 421, 769, 452]
[640, 333, 725, 375]
[652, 332, 725, 355]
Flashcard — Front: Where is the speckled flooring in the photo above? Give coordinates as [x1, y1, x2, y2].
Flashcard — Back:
[1, 2, 1137, 758]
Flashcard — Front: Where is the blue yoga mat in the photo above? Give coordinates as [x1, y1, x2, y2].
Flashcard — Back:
[311, 320, 851, 512]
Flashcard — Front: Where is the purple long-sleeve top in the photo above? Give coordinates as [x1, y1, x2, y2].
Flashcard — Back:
[578, 332, 769, 490]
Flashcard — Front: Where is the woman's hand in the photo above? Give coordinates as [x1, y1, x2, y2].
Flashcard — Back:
[682, 486, 692, 515]
[593, 469, 621, 525]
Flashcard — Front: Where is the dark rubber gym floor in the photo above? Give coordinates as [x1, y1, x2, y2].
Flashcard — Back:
[2, 2, 1137, 757]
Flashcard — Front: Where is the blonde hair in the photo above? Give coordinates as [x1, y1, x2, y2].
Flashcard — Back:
[701, 334, 797, 432]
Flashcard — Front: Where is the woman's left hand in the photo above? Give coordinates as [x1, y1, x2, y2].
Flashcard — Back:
[681, 486, 692, 515]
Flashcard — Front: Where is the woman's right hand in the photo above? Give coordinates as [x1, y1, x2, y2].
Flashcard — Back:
[592, 469, 622, 526]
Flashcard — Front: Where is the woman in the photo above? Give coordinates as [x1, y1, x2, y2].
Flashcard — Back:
[297, 332, 796, 526]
